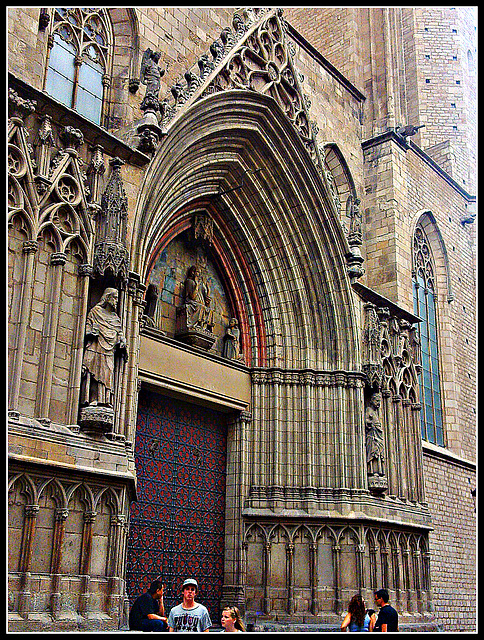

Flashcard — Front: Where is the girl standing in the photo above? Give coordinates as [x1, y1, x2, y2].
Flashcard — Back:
[221, 606, 246, 632]
[341, 594, 375, 632]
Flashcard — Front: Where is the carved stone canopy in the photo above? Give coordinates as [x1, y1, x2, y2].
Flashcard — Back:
[93, 157, 129, 283]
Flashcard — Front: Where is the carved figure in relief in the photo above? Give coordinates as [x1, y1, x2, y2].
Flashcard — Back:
[183, 266, 215, 332]
[81, 287, 128, 406]
[223, 317, 241, 361]
[365, 392, 385, 476]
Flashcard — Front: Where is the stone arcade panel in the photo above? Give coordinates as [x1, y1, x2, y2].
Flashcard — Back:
[243, 522, 433, 629]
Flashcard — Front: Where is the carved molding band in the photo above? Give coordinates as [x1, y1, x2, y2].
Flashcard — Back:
[251, 367, 366, 388]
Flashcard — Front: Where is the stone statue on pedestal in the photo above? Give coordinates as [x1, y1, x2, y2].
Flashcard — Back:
[140, 48, 164, 104]
[223, 317, 242, 361]
[365, 392, 387, 490]
[183, 265, 215, 332]
[79, 287, 128, 433]
[175, 265, 216, 350]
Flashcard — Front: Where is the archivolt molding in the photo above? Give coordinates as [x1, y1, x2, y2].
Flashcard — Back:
[133, 90, 359, 370]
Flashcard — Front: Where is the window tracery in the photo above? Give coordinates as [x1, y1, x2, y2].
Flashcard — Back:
[412, 224, 444, 446]
[44, 8, 112, 125]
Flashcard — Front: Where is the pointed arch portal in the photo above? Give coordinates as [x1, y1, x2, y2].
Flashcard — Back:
[127, 88, 366, 621]
[132, 90, 359, 370]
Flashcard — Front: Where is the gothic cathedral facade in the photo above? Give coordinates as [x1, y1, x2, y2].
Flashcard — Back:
[8, 7, 476, 632]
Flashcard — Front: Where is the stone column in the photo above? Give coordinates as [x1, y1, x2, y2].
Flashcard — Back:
[392, 394, 407, 497]
[332, 542, 342, 614]
[50, 508, 69, 618]
[107, 514, 126, 618]
[411, 401, 425, 503]
[381, 390, 397, 495]
[356, 543, 366, 592]
[286, 542, 295, 615]
[18, 504, 39, 618]
[119, 273, 145, 445]
[303, 372, 316, 492]
[412, 547, 423, 614]
[422, 548, 433, 612]
[380, 541, 389, 589]
[369, 542, 378, 592]
[78, 511, 96, 615]
[222, 411, 251, 614]
[67, 264, 92, 425]
[271, 371, 282, 494]
[9, 240, 38, 410]
[334, 378, 346, 490]
[402, 544, 413, 613]
[309, 541, 318, 615]
[262, 541, 271, 615]
[392, 543, 402, 611]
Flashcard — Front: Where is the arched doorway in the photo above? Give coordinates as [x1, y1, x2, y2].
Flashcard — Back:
[126, 388, 228, 620]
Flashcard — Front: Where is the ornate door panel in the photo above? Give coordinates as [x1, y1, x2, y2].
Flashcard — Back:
[126, 390, 227, 620]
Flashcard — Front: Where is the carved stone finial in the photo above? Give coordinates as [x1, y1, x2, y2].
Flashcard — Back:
[60, 126, 84, 151]
[93, 157, 129, 282]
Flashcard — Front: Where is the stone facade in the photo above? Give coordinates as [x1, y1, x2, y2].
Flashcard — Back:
[8, 7, 475, 633]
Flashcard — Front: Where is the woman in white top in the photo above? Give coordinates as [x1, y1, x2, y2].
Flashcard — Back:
[221, 606, 245, 632]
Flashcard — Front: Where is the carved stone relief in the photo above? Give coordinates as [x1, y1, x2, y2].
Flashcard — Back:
[243, 521, 433, 622]
[175, 264, 217, 350]
[145, 220, 235, 355]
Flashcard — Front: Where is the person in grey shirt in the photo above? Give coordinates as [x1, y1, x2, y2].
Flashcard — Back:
[168, 578, 212, 632]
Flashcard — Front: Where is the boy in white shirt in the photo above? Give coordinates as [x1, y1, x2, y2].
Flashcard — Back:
[168, 578, 212, 632]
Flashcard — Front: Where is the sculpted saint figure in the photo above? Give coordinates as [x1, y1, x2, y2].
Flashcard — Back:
[365, 392, 385, 476]
[183, 266, 214, 332]
[140, 48, 164, 100]
[81, 287, 128, 406]
[223, 318, 241, 360]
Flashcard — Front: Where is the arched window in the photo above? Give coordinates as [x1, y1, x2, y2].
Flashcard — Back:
[44, 8, 112, 125]
[412, 225, 444, 446]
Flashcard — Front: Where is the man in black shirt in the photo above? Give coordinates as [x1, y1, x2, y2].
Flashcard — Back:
[373, 588, 399, 632]
[129, 578, 168, 631]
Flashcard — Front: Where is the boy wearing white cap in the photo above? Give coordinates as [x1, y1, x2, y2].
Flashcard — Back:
[168, 578, 212, 632]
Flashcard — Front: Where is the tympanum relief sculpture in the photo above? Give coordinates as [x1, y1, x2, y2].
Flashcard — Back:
[175, 265, 217, 350]
[147, 215, 239, 357]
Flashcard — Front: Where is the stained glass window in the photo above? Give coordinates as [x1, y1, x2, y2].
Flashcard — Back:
[412, 225, 445, 446]
[45, 8, 110, 125]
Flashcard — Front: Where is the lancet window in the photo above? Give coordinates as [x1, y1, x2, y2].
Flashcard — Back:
[412, 225, 444, 446]
[44, 8, 112, 125]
